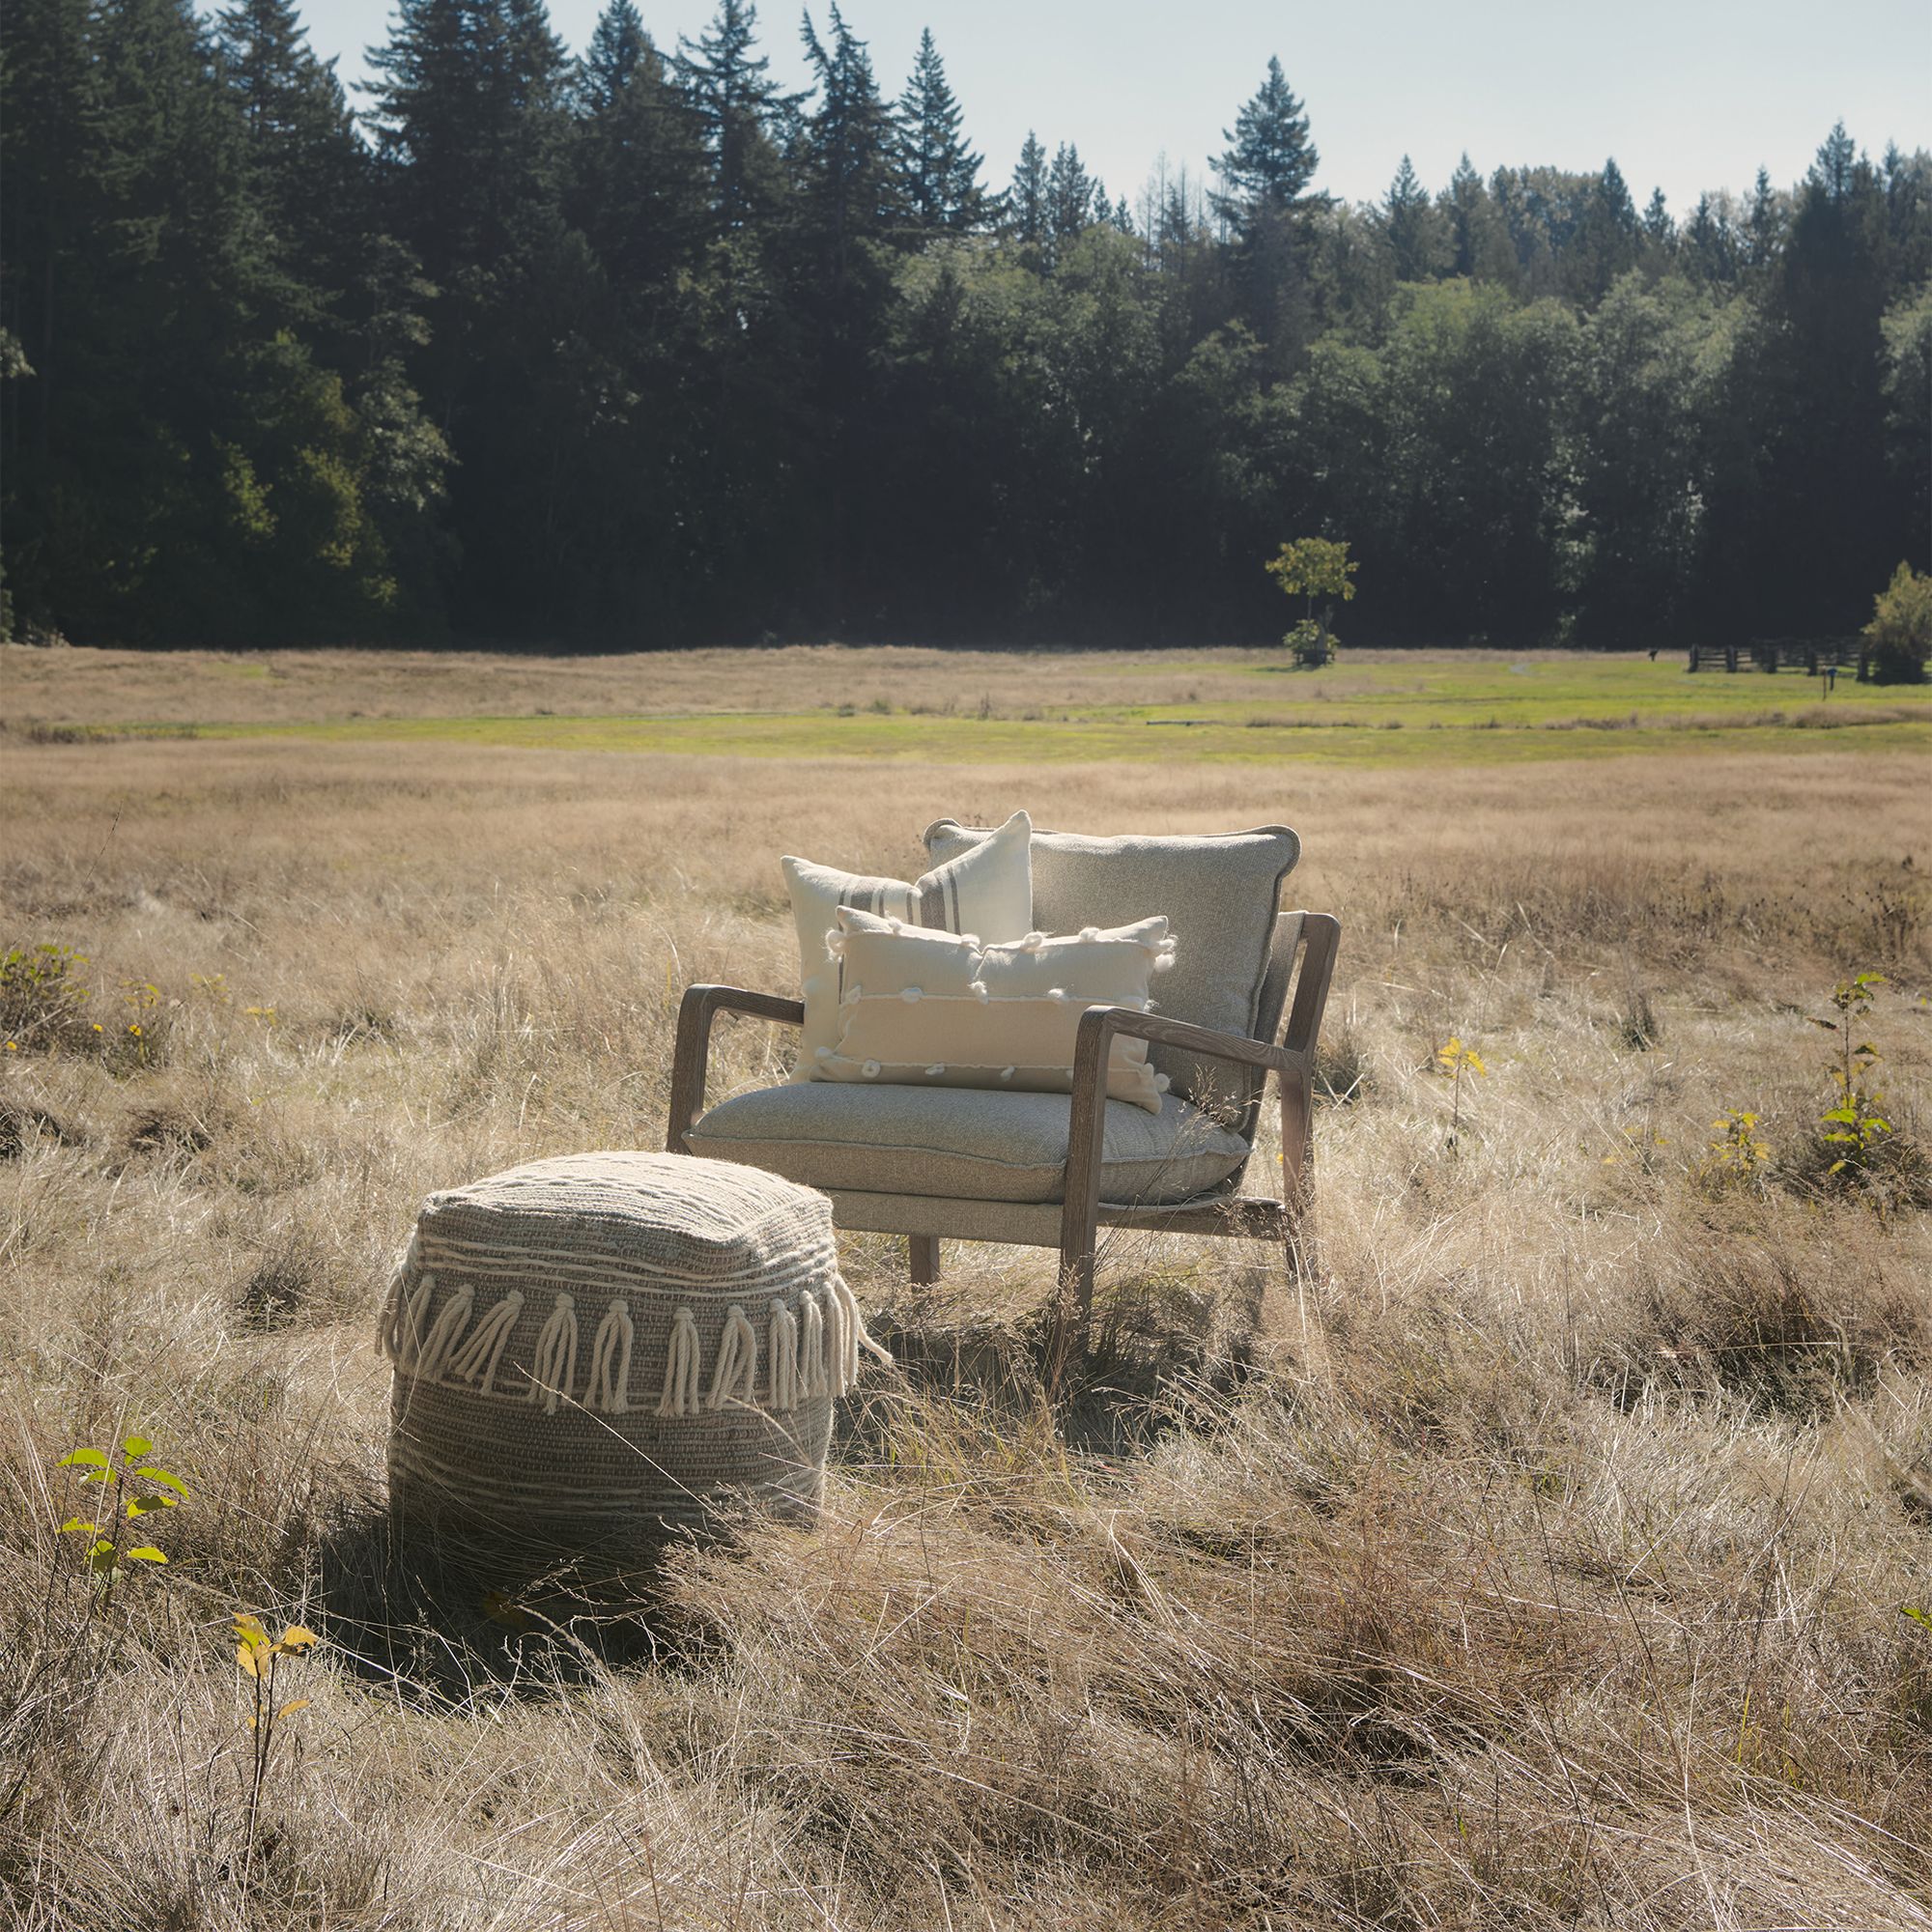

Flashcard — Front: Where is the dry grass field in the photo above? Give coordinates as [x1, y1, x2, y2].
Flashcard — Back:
[1, 645, 1930, 1929]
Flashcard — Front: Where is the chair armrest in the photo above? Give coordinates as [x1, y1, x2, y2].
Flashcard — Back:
[665, 983, 804, 1152]
[1076, 1004, 1308, 1078]
[1063, 1005, 1305, 1237]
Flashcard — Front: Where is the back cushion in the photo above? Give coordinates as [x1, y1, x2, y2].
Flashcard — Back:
[922, 821, 1300, 1118]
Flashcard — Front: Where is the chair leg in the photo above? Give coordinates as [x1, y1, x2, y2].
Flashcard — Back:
[909, 1234, 941, 1288]
[1051, 1199, 1099, 1391]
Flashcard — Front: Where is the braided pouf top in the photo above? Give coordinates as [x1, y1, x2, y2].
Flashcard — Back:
[377, 1151, 887, 1417]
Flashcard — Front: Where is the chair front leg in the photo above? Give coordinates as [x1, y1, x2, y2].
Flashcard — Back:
[1052, 1009, 1115, 1382]
[909, 1235, 941, 1287]
[1279, 1056, 1316, 1279]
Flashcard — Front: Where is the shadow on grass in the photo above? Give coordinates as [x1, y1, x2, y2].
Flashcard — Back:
[311, 1499, 725, 1710]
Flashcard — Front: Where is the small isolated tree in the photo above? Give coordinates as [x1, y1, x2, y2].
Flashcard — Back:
[1863, 562, 1932, 683]
[1265, 536, 1357, 665]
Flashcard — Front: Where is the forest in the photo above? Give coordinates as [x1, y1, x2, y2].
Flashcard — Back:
[2, 0, 1928, 650]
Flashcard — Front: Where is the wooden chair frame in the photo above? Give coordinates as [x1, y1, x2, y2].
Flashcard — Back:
[667, 913, 1340, 1363]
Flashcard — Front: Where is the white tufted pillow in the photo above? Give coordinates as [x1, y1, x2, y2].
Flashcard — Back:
[813, 906, 1175, 1113]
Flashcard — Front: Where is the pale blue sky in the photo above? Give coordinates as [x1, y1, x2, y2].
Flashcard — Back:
[277, 0, 1929, 217]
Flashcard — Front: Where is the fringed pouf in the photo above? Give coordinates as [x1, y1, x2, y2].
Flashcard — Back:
[378, 1152, 886, 1580]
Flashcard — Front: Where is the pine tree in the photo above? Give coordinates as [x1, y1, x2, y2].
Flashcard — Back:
[1569, 156, 1641, 298]
[1682, 193, 1738, 282]
[672, 0, 791, 236]
[1812, 121, 1857, 202]
[1208, 55, 1319, 235]
[894, 27, 983, 235]
[213, 0, 367, 330]
[1641, 187, 1672, 244]
[1383, 154, 1444, 279]
[1046, 142, 1094, 248]
[1009, 130, 1047, 246]
[797, 3, 898, 268]
[569, 0, 706, 294]
[1438, 152, 1513, 284]
[1745, 165, 1781, 271]
[579, 0, 646, 111]
[1208, 56, 1322, 363]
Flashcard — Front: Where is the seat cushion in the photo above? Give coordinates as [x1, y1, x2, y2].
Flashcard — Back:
[688, 1083, 1251, 1207]
[923, 821, 1300, 1116]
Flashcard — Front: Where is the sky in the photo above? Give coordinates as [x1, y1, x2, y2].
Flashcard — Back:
[282, 0, 1930, 218]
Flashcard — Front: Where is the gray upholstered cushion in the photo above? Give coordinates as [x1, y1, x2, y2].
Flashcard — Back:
[688, 1083, 1251, 1207]
[923, 821, 1300, 1115]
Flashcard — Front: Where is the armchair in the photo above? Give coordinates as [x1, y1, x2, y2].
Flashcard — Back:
[666, 897, 1339, 1366]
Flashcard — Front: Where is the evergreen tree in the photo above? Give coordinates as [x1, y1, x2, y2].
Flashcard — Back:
[214, 0, 372, 339]
[579, 0, 646, 110]
[1682, 191, 1738, 282]
[797, 4, 899, 268]
[1208, 55, 1319, 231]
[1756, 128, 1896, 630]
[366, 0, 585, 627]
[1046, 141, 1094, 249]
[672, 0, 790, 236]
[569, 0, 706, 294]
[1641, 186, 1673, 248]
[1383, 154, 1445, 279]
[1813, 120, 1857, 201]
[1881, 144, 1932, 293]
[1009, 130, 1047, 245]
[1439, 152, 1514, 284]
[1569, 156, 1641, 298]
[1209, 56, 1322, 365]
[1745, 164, 1781, 271]
[894, 27, 984, 234]
[364, 0, 570, 296]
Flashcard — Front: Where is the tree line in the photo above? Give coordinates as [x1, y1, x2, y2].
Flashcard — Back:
[2, 0, 1927, 649]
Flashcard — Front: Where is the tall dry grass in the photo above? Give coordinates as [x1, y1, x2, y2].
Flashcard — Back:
[0, 720, 1928, 1928]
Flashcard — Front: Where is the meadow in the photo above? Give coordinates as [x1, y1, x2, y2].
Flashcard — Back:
[8, 642, 1932, 767]
[1, 644, 1929, 1929]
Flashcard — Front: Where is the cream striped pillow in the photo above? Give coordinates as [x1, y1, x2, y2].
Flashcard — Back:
[814, 907, 1176, 1113]
[780, 810, 1033, 1081]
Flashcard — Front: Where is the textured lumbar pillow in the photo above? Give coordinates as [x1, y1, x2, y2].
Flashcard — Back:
[814, 906, 1176, 1113]
[781, 810, 1033, 1080]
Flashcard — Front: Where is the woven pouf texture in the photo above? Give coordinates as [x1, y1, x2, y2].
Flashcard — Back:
[379, 1152, 886, 1575]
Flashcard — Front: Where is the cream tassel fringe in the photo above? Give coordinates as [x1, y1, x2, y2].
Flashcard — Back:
[768, 1298, 801, 1412]
[376, 1273, 405, 1359]
[823, 1278, 850, 1394]
[393, 1274, 438, 1372]
[830, 1275, 890, 1393]
[412, 1282, 474, 1383]
[444, 1291, 523, 1396]
[798, 1291, 826, 1398]
[657, 1305, 701, 1417]
[705, 1303, 759, 1410]
[383, 1266, 883, 1411]
[526, 1293, 579, 1414]
[589, 1298, 636, 1413]
[375, 1235, 420, 1359]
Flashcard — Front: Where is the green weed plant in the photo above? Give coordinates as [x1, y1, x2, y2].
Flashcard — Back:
[1810, 972, 1893, 1185]
[55, 1434, 188, 1609]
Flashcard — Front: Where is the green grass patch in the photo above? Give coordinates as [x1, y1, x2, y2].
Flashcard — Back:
[105, 705, 1932, 767]
[16, 653, 1928, 767]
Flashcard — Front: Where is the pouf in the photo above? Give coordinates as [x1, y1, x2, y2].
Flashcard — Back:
[377, 1151, 885, 1575]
